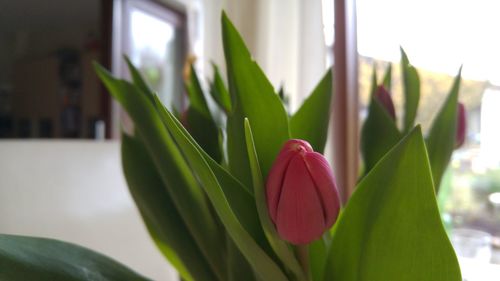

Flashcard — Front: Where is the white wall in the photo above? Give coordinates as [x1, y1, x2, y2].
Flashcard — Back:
[0, 141, 176, 281]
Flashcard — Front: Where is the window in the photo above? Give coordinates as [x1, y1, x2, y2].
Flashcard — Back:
[122, 0, 187, 111]
[357, 0, 500, 277]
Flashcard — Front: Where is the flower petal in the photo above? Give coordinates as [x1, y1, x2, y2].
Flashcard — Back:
[304, 152, 341, 228]
[266, 148, 294, 222]
[266, 139, 313, 222]
[276, 154, 325, 244]
[282, 139, 313, 153]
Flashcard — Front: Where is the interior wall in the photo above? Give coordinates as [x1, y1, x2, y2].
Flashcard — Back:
[297, 0, 328, 104]
[0, 141, 177, 281]
[258, 0, 300, 110]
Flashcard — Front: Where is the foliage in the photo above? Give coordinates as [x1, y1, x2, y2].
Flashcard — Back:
[360, 49, 464, 191]
[0, 12, 461, 281]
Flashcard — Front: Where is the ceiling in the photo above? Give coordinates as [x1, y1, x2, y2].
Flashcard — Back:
[0, 0, 100, 35]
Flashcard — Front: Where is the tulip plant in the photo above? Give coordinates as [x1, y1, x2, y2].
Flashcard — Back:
[361, 54, 467, 191]
[0, 13, 463, 281]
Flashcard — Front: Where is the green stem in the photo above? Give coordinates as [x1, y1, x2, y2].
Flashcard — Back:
[295, 244, 310, 281]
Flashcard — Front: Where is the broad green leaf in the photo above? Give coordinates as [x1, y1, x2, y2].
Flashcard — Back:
[121, 132, 217, 281]
[324, 127, 461, 281]
[0, 234, 151, 281]
[126, 57, 223, 163]
[227, 238, 255, 281]
[153, 95, 275, 260]
[426, 67, 462, 191]
[185, 65, 222, 162]
[244, 119, 307, 281]
[94, 64, 226, 280]
[401, 48, 421, 133]
[186, 65, 211, 116]
[152, 97, 289, 281]
[161, 106, 273, 281]
[210, 62, 232, 113]
[309, 237, 328, 281]
[360, 97, 402, 174]
[186, 107, 222, 162]
[124, 56, 154, 103]
[360, 67, 401, 174]
[222, 12, 290, 188]
[382, 63, 392, 90]
[290, 68, 333, 153]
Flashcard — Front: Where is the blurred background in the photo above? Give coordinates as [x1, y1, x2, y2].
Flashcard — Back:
[0, 0, 499, 280]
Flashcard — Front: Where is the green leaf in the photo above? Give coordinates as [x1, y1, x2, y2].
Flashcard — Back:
[382, 63, 392, 90]
[185, 64, 223, 162]
[124, 56, 154, 103]
[290, 68, 333, 153]
[222, 12, 290, 188]
[186, 65, 211, 116]
[152, 97, 289, 281]
[426, 67, 462, 191]
[309, 237, 329, 281]
[126, 57, 223, 163]
[360, 67, 402, 174]
[121, 132, 218, 281]
[401, 48, 421, 133]
[94, 64, 226, 281]
[244, 119, 307, 281]
[360, 97, 402, 174]
[227, 238, 255, 281]
[157, 98, 275, 281]
[185, 106, 222, 163]
[0, 234, 151, 281]
[153, 95, 276, 258]
[210, 62, 232, 113]
[324, 127, 461, 281]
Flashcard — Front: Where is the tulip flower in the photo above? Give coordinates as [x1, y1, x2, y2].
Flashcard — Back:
[375, 85, 396, 120]
[266, 139, 341, 244]
[455, 102, 466, 148]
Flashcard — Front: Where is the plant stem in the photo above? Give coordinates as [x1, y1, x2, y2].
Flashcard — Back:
[295, 244, 310, 280]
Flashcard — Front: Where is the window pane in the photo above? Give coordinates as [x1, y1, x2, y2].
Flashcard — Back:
[125, 3, 186, 111]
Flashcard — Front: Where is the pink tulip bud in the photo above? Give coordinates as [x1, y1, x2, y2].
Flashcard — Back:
[456, 102, 466, 148]
[375, 85, 396, 120]
[266, 139, 341, 244]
